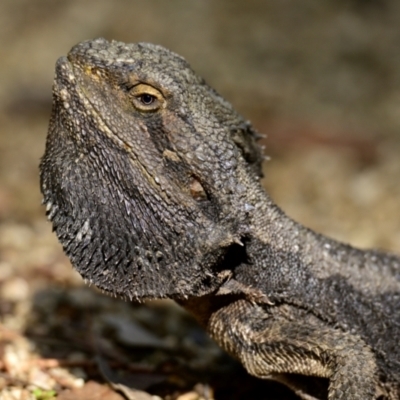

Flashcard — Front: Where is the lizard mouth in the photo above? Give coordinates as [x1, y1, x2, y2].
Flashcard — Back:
[54, 55, 137, 155]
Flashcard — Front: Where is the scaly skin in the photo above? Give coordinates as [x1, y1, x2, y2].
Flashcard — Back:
[40, 38, 400, 399]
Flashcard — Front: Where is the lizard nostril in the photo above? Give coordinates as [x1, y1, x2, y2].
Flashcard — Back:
[189, 176, 208, 201]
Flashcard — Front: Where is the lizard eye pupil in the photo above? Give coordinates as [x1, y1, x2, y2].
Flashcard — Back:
[139, 93, 156, 105]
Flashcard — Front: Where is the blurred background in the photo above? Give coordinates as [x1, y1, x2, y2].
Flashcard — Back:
[0, 1, 399, 399]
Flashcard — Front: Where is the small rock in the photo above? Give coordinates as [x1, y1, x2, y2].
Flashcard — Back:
[0, 277, 29, 302]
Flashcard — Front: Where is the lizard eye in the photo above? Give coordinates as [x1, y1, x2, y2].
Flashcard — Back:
[138, 93, 156, 105]
[127, 83, 165, 112]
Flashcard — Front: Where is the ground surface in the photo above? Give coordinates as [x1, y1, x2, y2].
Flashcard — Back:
[0, 1, 399, 399]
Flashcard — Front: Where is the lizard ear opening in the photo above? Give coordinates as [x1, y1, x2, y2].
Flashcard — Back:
[215, 236, 250, 273]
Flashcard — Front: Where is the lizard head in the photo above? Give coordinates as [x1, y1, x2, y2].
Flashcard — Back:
[40, 38, 265, 300]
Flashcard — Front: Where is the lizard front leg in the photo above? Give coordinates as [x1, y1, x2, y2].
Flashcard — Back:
[208, 298, 378, 400]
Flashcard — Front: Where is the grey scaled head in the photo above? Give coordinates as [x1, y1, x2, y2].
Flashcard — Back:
[39, 38, 264, 301]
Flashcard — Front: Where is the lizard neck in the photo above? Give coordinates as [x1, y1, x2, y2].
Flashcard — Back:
[234, 183, 400, 306]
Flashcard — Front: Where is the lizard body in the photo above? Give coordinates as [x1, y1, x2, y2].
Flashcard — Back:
[40, 38, 400, 399]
